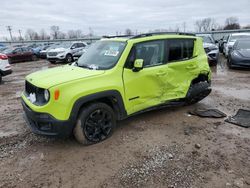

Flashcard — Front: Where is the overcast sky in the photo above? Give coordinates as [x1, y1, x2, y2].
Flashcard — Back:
[0, 0, 249, 39]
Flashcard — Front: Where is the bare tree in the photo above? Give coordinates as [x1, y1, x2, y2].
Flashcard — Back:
[242, 25, 250, 29]
[224, 17, 240, 30]
[125, 28, 133, 35]
[50, 25, 60, 39]
[25, 29, 37, 40]
[195, 18, 219, 32]
[67, 29, 82, 39]
[40, 29, 49, 40]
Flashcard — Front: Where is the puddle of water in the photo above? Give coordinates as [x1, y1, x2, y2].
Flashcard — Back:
[213, 86, 250, 100]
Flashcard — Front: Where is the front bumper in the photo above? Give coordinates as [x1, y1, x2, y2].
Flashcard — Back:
[207, 50, 219, 65]
[47, 54, 66, 61]
[21, 99, 74, 138]
[0, 69, 12, 76]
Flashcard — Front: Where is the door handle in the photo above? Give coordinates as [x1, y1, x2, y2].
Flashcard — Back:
[156, 71, 166, 76]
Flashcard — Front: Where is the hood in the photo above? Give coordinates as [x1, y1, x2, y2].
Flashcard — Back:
[48, 47, 67, 52]
[236, 49, 250, 58]
[203, 42, 217, 48]
[26, 65, 105, 88]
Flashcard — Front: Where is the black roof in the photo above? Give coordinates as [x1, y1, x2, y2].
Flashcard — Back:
[102, 32, 195, 40]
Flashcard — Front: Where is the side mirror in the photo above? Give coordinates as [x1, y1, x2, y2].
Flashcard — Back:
[133, 59, 144, 72]
[215, 40, 218, 44]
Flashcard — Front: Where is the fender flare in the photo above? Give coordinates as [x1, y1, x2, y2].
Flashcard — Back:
[69, 90, 127, 122]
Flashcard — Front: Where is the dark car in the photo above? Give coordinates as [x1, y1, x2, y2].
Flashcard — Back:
[228, 39, 250, 69]
[2, 47, 36, 63]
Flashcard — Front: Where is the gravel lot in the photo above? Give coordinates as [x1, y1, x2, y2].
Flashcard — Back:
[0, 56, 250, 188]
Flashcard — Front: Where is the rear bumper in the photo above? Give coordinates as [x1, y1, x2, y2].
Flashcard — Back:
[21, 99, 75, 138]
[0, 69, 12, 76]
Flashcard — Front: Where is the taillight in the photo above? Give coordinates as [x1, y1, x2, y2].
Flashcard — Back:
[0, 54, 8, 60]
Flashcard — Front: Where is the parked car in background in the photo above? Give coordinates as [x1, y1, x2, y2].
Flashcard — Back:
[223, 33, 250, 57]
[0, 47, 8, 53]
[39, 43, 59, 59]
[2, 47, 36, 63]
[47, 42, 87, 63]
[218, 35, 229, 53]
[196, 34, 219, 66]
[228, 39, 250, 69]
[73, 48, 87, 60]
[0, 53, 12, 83]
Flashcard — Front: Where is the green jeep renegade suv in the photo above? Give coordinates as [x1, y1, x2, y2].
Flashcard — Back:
[22, 32, 211, 145]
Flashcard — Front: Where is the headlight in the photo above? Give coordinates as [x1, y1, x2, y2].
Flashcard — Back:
[57, 51, 65, 54]
[44, 89, 50, 101]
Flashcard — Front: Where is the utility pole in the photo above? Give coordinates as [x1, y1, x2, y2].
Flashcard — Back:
[6, 26, 13, 41]
[18, 29, 23, 41]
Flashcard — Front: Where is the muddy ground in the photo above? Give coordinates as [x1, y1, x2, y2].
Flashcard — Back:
[0, 56, 249, 188]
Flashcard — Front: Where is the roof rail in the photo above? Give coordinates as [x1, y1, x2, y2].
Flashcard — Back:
[102, 35, 133, 38]
[131, 32, 195, 39]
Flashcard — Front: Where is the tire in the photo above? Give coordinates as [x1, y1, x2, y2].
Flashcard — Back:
[49, 61, 56, 64]
[74, 103, 116, 145]
[65, 54, 73, 64]
[186, 82, 211, 105]
[31, 54, 38, 61]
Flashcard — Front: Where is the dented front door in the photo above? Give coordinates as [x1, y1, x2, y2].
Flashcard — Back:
[123, 65, 166, 114]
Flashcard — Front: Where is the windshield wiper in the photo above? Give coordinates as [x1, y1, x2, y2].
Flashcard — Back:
[78, 64, 91, 69]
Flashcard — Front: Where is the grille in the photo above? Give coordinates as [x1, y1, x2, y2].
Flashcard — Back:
[204, 48, 211, 53]
[47, 52, 58, 56]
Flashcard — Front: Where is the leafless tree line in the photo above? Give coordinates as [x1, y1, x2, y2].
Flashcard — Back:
[194, 17, 247, 32]
[3, 26, 94, 41]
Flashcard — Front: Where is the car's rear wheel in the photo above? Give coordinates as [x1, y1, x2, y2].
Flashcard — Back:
[65, 54, 73, 63]
[74, 103, 116, 145]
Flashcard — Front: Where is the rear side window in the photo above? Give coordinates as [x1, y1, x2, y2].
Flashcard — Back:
[166, 39, 194, 62]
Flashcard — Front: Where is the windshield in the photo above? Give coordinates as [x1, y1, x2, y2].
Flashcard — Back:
[56, 43, 72, 48]
[199, 35, 214, 44]
[2, 48, 13, 54]
[230, 35, 250, 42]
[235, 41, 250, 50]
[77, 40, 126, 70]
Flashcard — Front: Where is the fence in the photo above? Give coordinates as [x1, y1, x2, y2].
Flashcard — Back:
[0, 37, 101, 46]
[1, 29, 250, 46]
[196, 29, 250, 40]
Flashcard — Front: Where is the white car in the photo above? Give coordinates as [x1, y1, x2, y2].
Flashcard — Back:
[224, 33, 250, 57]
[0, 54, 12, 83]
[46, 42, 87, 64]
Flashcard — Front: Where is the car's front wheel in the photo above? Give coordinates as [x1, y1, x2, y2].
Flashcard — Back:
[65, 54, 73, 63]
[74, 103, 116, 145]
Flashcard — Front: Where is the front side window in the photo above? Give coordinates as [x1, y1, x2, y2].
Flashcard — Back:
[166, 39, 194, 62]
[77, 40, 126, 70]
[126, 40, 165, 68]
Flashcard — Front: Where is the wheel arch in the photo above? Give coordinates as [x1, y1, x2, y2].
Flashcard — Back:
[69, 90, 127, 122]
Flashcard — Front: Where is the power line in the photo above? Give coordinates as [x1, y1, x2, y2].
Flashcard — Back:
[6, 26, 13, 41]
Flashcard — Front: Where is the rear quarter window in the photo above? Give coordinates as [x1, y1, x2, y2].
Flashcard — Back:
[166, 39, 195, 63]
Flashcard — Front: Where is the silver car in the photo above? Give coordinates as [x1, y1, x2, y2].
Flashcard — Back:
[47, 42, 87, 64]
[196, 34, 219, 66]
